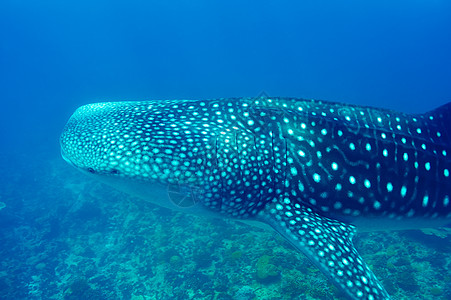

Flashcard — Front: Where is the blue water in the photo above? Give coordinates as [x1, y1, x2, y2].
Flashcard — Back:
[1, 1, 451, 299]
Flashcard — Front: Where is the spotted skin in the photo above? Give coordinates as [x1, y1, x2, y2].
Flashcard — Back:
[61, 97, 451, 300]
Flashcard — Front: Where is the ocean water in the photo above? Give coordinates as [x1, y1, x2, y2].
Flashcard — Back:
[1, 1, 451, 299]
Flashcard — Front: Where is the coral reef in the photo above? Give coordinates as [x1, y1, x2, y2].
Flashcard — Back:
[255, 255, 280, 283]
[1, 157, 451, 299]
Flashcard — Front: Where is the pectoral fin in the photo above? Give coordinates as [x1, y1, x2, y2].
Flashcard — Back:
[259, 201, 390, 300]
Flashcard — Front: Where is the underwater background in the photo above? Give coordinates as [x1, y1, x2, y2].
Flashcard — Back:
[1, 1, 451, 299]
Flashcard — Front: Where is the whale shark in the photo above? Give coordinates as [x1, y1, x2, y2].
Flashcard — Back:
[60, 97, 451, 299]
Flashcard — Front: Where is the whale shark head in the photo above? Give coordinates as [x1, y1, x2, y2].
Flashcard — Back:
[61, 97, 451, 300]
[61, 100, 216, 210]
[60, 99, 266, 213]
[61, 101, 212, 181]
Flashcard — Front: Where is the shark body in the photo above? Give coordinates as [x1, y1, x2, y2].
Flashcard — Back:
[61, 97, 451, 299]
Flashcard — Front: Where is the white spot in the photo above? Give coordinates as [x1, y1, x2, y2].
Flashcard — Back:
[417, 128, 422, 134]
[425, 162, 431, 171]
[444, 196, 449, 206]
[247, 120, 254, 126]
[364, 179, 371, 188]
[387, 182, 393, 192]
[291, 167, 298, 176]
[338, 130, 343, 136]
[298, 150, 305, 157]
[383, 149, 388, 157]
[403, 153, 408, 161]
[366, 143, 371, 151]
[422, 195, 429, 207]
[321, 129, 327, 135]
[444, 169, 449, 177]
[331, 162, 338, 170]
[298, 182, 305, 192]
[313, 173, 321, 183]
[298, 150, 306, 157]
[276, 204, 283, 210]
[349, 176, 356, 184]
[400, 186, 407, 197]
[349, 143, 356, 150]
[381, 133, 387, 139]
[374, 201, 381, 209]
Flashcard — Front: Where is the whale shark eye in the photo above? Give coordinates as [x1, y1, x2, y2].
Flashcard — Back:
[87, 167, 96, 174]
[109, 169, 119, 175]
